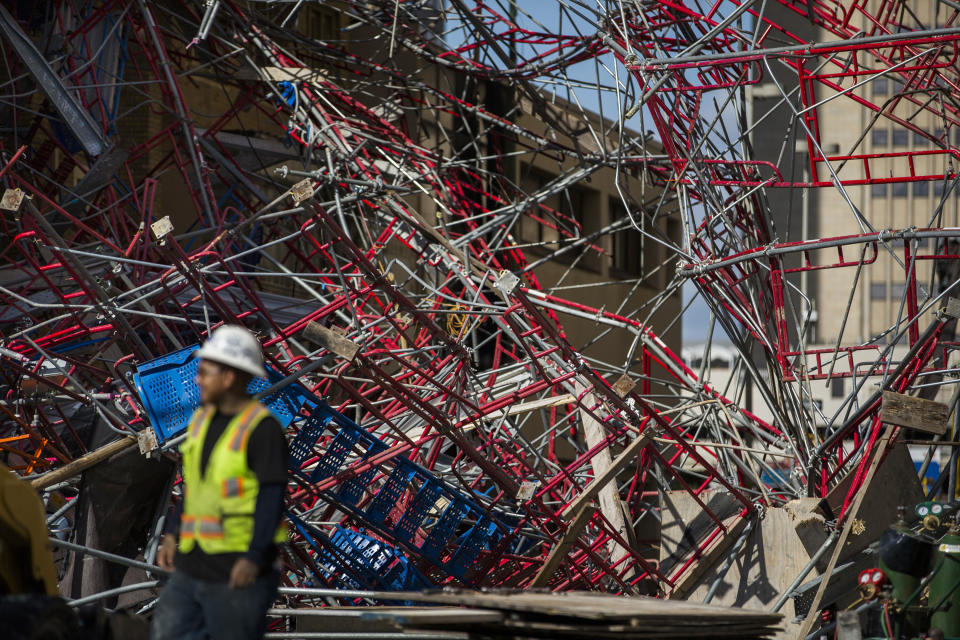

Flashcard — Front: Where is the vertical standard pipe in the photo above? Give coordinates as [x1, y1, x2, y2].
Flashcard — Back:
[950, 401, 959, 500]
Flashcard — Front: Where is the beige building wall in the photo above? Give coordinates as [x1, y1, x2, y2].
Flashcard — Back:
[811, 8, 954, 346]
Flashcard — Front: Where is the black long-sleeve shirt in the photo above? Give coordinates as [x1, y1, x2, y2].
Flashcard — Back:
[165, 408, 288, 582]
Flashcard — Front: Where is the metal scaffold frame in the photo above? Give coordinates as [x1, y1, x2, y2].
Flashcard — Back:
[3, 1, 960, 635]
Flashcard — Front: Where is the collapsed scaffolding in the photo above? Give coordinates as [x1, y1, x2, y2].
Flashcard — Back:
[2, 0, 960, 636]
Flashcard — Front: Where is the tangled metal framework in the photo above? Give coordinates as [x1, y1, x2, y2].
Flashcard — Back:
[2, 0, 960, 625]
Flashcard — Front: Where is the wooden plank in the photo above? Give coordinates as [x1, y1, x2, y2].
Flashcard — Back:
[612, 374, 636, 398]
[481, 393, 574, 421]
[560, 428, 656, 520]
[529, 505, 597, 588]
[304, 321, 361, 361]
[820, 442, 923, 564]
[579, 396, 635, 577]
[30, 437, 137, 490]
[668, 514, 750, 600]
[880, 390, 949, 435]
[796, 427, 893, 639]
[404, 589, 783, 624]
[371, 608, 502, 626]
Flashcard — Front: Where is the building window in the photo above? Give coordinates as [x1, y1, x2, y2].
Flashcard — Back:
[301, 6, 342, 41]
[610, 197, 646, 277]
[891, 283, 907, 299]
[831, 377, 844, 398]
[913, 129, 929, 144]
[871, 77, 888, 95]
[913, 182, 929, 197]
[871, 183, 887, 198]
[871, 129, 888, 146]
[892, 129, 909, 146]
[892, 182, 908, 197]
[518, 166, 600, 269]
[934, 181, 946, 196]
[870, 282, 887, 299]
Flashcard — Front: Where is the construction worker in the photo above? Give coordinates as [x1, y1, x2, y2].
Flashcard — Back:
[152, 325, 288, 640]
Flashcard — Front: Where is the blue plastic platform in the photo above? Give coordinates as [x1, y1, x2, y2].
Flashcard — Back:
[133, 344, 314, 442]
[288, 515, 430, 592]
[288, 401, 506, 583]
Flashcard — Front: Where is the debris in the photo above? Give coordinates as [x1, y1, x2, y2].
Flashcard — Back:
[0, 3, 958, 637]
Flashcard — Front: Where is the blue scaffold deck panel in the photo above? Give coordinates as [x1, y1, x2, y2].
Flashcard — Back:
[133, 344, 314, 442]
[288, 400, 507, 583]
[288, 514, 428, 592]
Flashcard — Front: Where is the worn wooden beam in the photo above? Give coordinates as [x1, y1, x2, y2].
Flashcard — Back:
[880, 390, 949, 435]
[304, 321, 361, 361]
[30, 436, 137, 490]
[482, 393, 575, 422]
[530, 505, 597, 588]
[579, 396, 636, 577]
[560, 428, 657, 520]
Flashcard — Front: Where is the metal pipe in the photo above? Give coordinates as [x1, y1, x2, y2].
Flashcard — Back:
[67, 581, 159, 607]
[770, 530, 840, 613]
[49, 537, 170, 576]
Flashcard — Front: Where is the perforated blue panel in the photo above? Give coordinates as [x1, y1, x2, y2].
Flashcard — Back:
[323, 525, 429, 591]
[449, 518, 501, 576]
[289, 418, 328, 474]
[310, 427, 360, 482]
[394, 482, 441, 544]
[285, 401, 509, 582]
[420, 501, 468, 561]
[338, 438, 387, 506]
[366, 464, 414, 526]
[134, 344, 313, 443]
[132, 346, 201, 442]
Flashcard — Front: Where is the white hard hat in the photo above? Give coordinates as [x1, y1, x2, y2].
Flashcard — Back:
[195, 325, 268, 378]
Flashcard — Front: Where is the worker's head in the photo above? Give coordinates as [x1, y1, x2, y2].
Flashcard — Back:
[194, 325, 267, 404]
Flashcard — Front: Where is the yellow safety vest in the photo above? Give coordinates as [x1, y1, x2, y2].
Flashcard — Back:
[179, 401, 287, 555]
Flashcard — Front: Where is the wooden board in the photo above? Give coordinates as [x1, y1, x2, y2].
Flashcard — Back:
[356, 590, 782, 639]
[880, 390, 949, 435]
[529, 505, 596, 588]
[304, 321, 360, 361]
[796, 427, 894, 640]
[31, 437, 136, 490]
[405, 590, 783, 624]
[821, 442, 924, 564]
[668, 514, 749, 600]
[560, 429, 656, 520]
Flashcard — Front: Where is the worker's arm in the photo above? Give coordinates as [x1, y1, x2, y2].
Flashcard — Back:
[244, 483, 285, 565]
[157, 499, 182, 571]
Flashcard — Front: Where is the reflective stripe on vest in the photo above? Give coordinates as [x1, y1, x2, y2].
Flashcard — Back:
[222, 476, 244, 499]
[229, 403, 268, 451]
[188, 405, 214, 439]
[180, 515, 224, 539]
